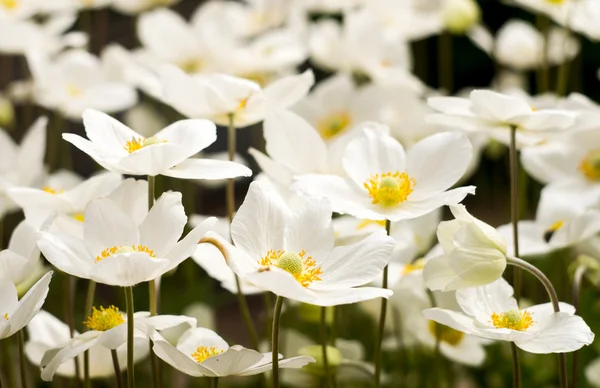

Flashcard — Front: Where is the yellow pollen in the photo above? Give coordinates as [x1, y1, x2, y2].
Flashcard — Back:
[0, 0, 18, 10]
[260, 249, 323, 288]
[66, 85, 82, 98]
[73, 213, 85, 222]
[364, 171, 416, 207]
[549, 220, 564, 232]
[545, 0, 564, 3]
[179, 58, 203, 74]
[491, 310, 533, 331]
[401, 259, 426, 276]
[240, 72, 269, 87]
[191, 346, 224, 363]
[578, 149, 600, 181]
[428, 321, 464, 346]
[3, 313, 8, 320]
[95, 245, 155, 262]
[237, 96, 251, 111]
[316, 111, 352, 140]
[356, 219, 386, 230]
[43, 186, 64, 195]
[124, 136, 167, 154]
[83, 306, 124, 331]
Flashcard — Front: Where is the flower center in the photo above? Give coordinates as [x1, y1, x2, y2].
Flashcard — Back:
[356, 219, 386, 230]
[95, 245, 155, 262]
[43, 186, 64, 195]
[3, 313, 8, 320]
[578, 149, 600, 181]
[191, 346, 224, 363]
[401, 259, 426, 276]
[0, 0, 18, 10]
[316, 111, 352, 140]
[124, 136, 167, 154]
[260, 249, 323, 287]
[491, 310, 533, 331]
[543, 220, 564, 242]
[428, 321, 464, 346]
[72, 213, 85, 222]
[545, 0, 564, 4]
[83, 306, 124, 331]
[364, 172, 416, 207]
[179, 58, 203, 74]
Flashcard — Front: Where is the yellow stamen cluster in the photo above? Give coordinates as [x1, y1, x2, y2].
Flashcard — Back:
[124, 136, 167, 154]
[578, 149, 600, 181]
[66, 85, 82, 98]
[179, 58, 203, 74]
[237, 96, 251, 111]
[83, 306, 124, 331]
[356, 219, 386, 230]
[364, 171, 416, 207]
[491, 310, 533, 331]
[72, 213, 85, 222]
[95, 245, 155, 262]
[0, 0, 18, 10]
[401, 259, 426, 276]
[316, 111, 352, 140]
[191, 346, 224, 363]
[260, 249, 323, 287]
[546, 0, 564, 4]
[3, 313, 8, 320]
[428, 321, 464, 346]
[43, 187, 64, 195]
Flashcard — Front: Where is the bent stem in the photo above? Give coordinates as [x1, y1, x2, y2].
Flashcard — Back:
[510, 343, 521, 388]
[509, 126, 521, 301]
[374, 220, 392, 388]
[271, 296, 285, 388]
[571, 265, 587, 388]
[320, 307, 332, 388]
[124, 287, 136, 388]
[16, 331, 26, 388]
[506, 256, 566, 388]
[83, 280, 96, 388]
[111, 349, 124, 388]
[227, 113, 260, 349]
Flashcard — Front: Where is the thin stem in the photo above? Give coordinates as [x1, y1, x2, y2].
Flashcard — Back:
[390, 306, 404, 384]
[509, 126, 521, 301]
[262, 292, 274, 339]
[124, 287, 136, 388]
[271, 296, 285, 388]
[320, 307, 332, 388]
[330, 306, 337, 347]
[111, 349, 124, 388]
[506, 256, 566, 388]
[426, 290, 440, 387]
[16, 331, 26, 388]
[64, 276, 81, 383]
[438, 31, 453, 94]
[510, 343, 521, 388]
[374, 220, 392, 388]
[210, 377, 219, 388]
[83, 281, 96, 388]
[147, 175, 162, 388]
[571, 265, 586, 388]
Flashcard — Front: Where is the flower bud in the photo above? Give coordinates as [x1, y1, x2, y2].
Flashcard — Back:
[443, 0, 481, 35]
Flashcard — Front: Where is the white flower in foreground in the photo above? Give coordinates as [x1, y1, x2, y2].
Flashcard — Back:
[427, 89, 576, 147]
[423, 278, 594, 353]
[39, 307, 194, 381]
[37, 191, 216, 287]
[0, 117, 47, 219]
[152, 327, 314, 377]
[0, 220, 47, 293]
[113, 0, 181, 15]
[293, 127, 475, 221]
[0, 271, 53, 340]
[200, 181, 395, 306]
[7, 171, 122, 233]
[423, 205, 507, 291]
[26, 310, 149, 379]
[27, 50, 137, 120]
[160, 66, 314, 128]
[63, 109, 251, 179]
[497, 185, 600, 257]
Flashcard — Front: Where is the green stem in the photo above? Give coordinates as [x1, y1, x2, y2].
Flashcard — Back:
[438, 31, 453, 94]
[147, 175, 162, 388]
[210, 377, 219, 388]
[111, 349, 124, 388]
[16, 331, 26, 388]
[271, 296, 285, 388]
[506, 256, 566, 388]
[330, 306, 337, 347]
[320, 307, 333, 388]
[263, 292, 274, 340]
[83, 281, 96, 388]
[374, 220, 392, 388]
[571, 265, 586, 388]
[227, 113, 260, 349]
[510, 343, 521, 388]
[509, 126, 521, 301]
[64, 276, 81, 383]
[390, 306, 404, 384]
[124, 287, 136, 388]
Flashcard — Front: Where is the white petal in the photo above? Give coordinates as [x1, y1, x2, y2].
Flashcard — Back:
[7, 272, 53, 338]
[307, 287, 393, 307]
[261, 70, 315, 110]
[162, 217, 218, 273]
[510, 110, 575, 131]
[202, 346, 264, 376]
[284, 196, 334, 256]
[139, 191, 186, 257]
[82, 109, 140, 155]
[84, 198, 139, 258]
[515, 313, 594, 354]
[469, 90, 532, 121]
[162, 158, 252, 180]
[36, 232, 91, 279]
[455, 278, 517, 319]
[154, 119, 218, 160]
[40, 332, 100, 381]
[90, 254, 169, 287]
[152, 339, 214, 377]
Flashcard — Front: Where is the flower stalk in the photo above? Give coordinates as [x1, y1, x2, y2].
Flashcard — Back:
[124, 286, 136, 388]
[374, 220, 392, 388]
[571, 265, 587, 388]
[17, 330, 27, 388]
[271, 296, 285, 388]
[83, 280, 96, 388]
[320, 306, 333, 388]
[147, 174, 162, 388]
[111, 349, 124, 388]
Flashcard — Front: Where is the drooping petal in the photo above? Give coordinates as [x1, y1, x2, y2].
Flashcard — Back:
[40, 332, 100, 381]
[515, 313, 594, 354]
[7, 272, 53, 338]
[152, 339, 215, 377]
[162, 158, 252, 180]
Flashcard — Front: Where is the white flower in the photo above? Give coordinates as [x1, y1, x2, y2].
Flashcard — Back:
[63, 109, 252, 179]
[0, 271, 53, 340]
[7, 171, 122, 234]
[0, 220, 47, 293]
[199, 181, 395, 306]
[442, 0, 481, 35]
[26, 310, 150, 379]
[39, 307, 195, 381]
[427, 89, 576, 147]
[152, 327, 314, 377]
[586, 357, 600, 388]
[160, 66, 314, 128]
[423, 277, 594, 353]
[0, 117, 47, 219]
[301, 0, 364, 13]
[112, 0, 181, 15]
[37, 191, 217, 287]
[423, 205, 507, 291]
[0, 0, 40, 20]
[27, 49, 137, 120]
[497, 185, 600, 257]
[293, 127, 475, 221]
[569, 0, 600, 41]
[38, 0, 113, 12]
